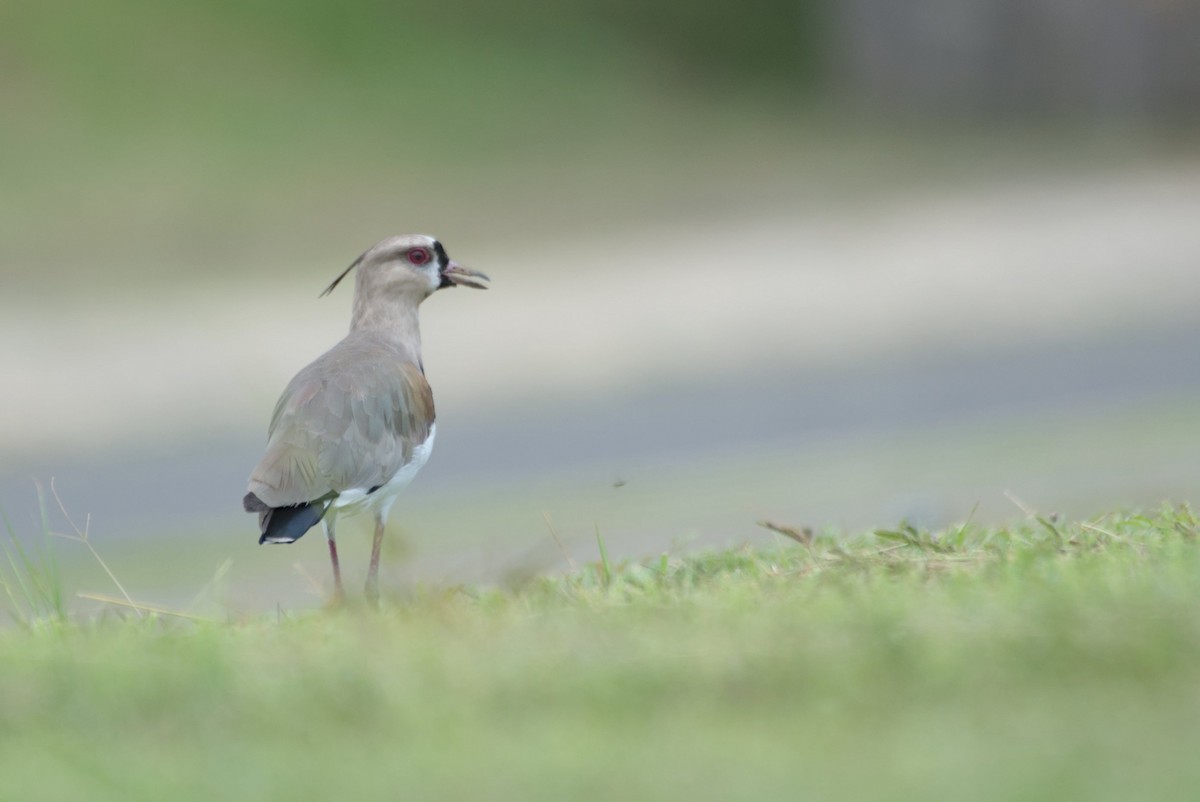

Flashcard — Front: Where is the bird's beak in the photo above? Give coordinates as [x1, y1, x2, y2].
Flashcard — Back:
[441, 261, 490, 289]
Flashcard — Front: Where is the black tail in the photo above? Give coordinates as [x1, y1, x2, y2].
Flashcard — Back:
[244, 492, 327, 545]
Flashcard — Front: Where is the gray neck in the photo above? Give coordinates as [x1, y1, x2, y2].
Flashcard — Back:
[349, 295, 424, 365]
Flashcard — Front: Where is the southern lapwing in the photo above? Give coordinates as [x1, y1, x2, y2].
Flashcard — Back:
[243, 235, 488, 602]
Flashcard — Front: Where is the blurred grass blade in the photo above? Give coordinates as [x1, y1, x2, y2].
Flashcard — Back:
[0, 496, 67, 626]
[596, 525, 612, 588]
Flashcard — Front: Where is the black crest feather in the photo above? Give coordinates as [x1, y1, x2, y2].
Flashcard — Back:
[320, 251, 366, 297]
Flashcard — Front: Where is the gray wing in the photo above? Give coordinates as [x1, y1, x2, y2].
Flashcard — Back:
[246, 340, 435, 508]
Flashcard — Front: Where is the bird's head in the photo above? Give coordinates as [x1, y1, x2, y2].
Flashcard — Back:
[321, 234, 489, 301]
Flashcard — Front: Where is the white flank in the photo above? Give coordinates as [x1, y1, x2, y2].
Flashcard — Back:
[330, 424, 436, 520]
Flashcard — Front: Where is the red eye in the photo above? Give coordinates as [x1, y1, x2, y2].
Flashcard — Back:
[408, 247, 431, 266]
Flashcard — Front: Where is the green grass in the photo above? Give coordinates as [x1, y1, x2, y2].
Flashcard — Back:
[3, 507, 1200, 799]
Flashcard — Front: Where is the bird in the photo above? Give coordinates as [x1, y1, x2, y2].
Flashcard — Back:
[243, 234, 489, 603]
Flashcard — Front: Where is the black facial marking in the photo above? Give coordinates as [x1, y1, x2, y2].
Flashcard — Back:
[435, 240, 457, 289]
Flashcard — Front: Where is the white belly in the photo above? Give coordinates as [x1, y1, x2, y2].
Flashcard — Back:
[329, 424, 436, 521]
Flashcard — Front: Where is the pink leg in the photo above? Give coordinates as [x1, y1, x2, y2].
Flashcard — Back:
[366, 512, 385, 606]
[324, 518, 344, 602]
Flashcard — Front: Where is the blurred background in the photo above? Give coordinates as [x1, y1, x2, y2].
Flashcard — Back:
[2, 0, 1199, 611]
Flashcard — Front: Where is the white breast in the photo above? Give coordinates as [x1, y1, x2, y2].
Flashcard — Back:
[330, 424, 436, 520]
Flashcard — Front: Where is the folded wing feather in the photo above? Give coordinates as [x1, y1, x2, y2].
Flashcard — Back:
[246, 334, 435, 512]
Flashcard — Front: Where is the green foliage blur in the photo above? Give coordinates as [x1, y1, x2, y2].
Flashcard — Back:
[5, 0, 1194, 290]
[1, 0, 827, 172]
[1, 0, 830, 286]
